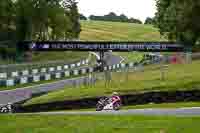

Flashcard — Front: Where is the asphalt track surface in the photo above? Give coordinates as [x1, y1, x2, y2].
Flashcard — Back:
[22, 108, 200, 116]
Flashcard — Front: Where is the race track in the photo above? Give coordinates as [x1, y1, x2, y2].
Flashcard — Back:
[23, 108, 200, 116]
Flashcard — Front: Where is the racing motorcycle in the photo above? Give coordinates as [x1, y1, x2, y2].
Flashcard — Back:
[0, 103, 12, 113]
[96, 96, 122, 111]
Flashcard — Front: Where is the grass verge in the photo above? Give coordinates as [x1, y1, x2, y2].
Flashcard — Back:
[0, 115, 199, 133]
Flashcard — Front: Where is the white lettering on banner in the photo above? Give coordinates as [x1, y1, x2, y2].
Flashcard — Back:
[55, 73, 61, 79]
[22, 70, 29, 76]
[33, 76, 40, 82]
[41, 68, 47, 73]
[45, 74, 51, 80]
[0, 73, 7, 78]
[6, 79, 14, 86]
[28, 42, 184, 52]
[11, 72, 18, 77]
[20, 77, 28, 84]
[64, 65, 69, 69]
[65, 71, 70, 77]
[49, 67, 55, 72]
[57, 66, 62, 71]
[32, 69, 38, 74]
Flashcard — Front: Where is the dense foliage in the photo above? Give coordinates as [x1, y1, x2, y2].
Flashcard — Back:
[89, 12, 142, 24]
[155, 0, 200, 46]
[0, 0, 81, 61]
[80, 14, 87, 20]
[144, 17, 155, 25]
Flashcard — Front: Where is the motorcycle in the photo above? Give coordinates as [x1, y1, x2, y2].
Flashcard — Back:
[0, 104, 12, 113]
[96, 96, 122, 111]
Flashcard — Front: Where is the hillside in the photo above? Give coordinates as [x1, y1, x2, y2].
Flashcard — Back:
[80, 20, 164, 41]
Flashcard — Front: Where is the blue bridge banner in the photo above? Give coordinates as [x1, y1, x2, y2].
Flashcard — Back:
[18, 41, 185, 52]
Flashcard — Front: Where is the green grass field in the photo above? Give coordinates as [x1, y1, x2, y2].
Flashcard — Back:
[24, 60, 200, 106]
[80, 21, 164, 41]
[0, 51, 88, 65]
[0, 115, 199, 133]
[31, 51, 88, 62]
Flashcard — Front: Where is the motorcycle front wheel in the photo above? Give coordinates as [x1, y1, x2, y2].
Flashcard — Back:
[96, 103, 104, 111]
[113, 102, 121, 111]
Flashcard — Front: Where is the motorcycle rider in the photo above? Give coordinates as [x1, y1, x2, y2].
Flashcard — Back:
[96, 92, 121, 111]
[111, 92, 121, 103]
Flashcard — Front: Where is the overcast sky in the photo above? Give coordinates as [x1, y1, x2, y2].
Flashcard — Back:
[77, 0, 157, 22]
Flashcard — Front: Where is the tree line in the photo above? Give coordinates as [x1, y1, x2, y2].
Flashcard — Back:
[155, 0, 200, 46]
[80, 12, 143, 24]
[0, 0, 81, 61]
[0, 0, 81, 41]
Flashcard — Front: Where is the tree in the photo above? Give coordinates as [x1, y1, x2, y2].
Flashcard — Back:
[63, 0, 81, 39]
[119, 14, 129, 22]
[104, 12, 118, 21]
[80, 14, 87, 20]
[144, 17, 154, 25]
[0, 0, 82, 61]
[155, 0, 200, 45]
[128, 18, 142, 24]
[89, 12, 142, 24]
[0, 0, 16, 41]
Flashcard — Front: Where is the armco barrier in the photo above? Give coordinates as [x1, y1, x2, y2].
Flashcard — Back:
[0, 59, 89, 79]
[0, 66, 95, 87]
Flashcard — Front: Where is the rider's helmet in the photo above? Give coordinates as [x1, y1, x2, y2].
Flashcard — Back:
[112, 92, 118, 96]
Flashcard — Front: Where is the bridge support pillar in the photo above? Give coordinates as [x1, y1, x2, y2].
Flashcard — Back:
[99, 51, 105, 72]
